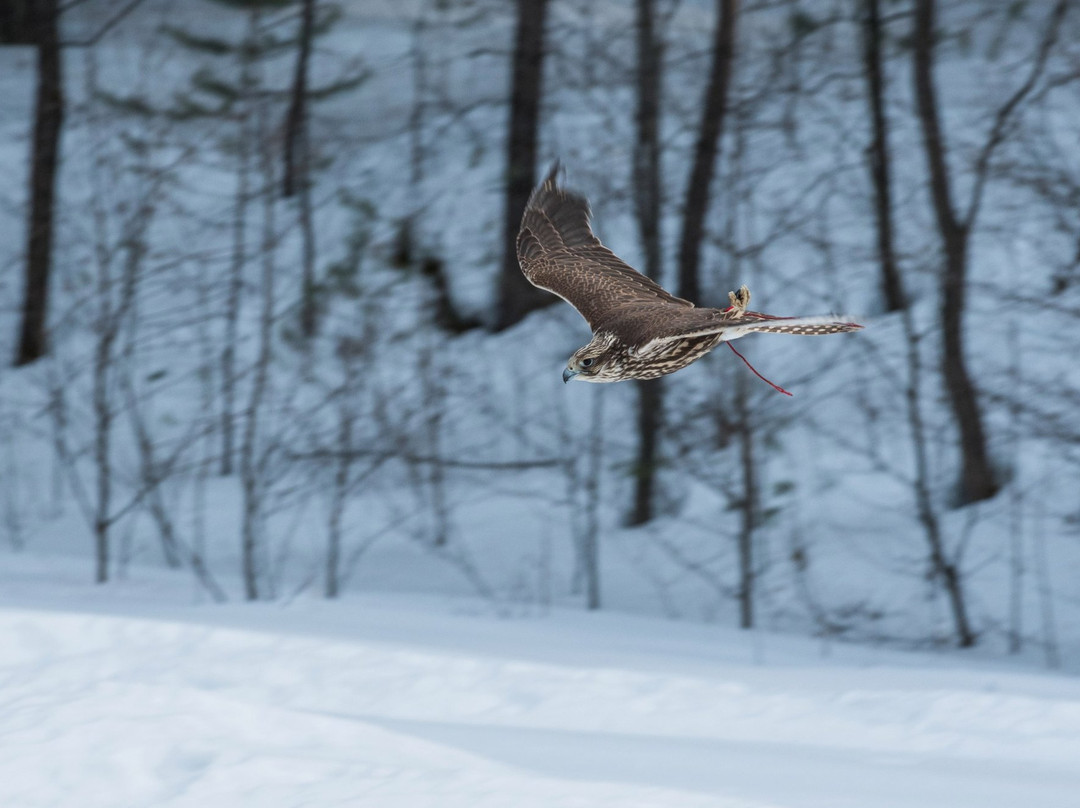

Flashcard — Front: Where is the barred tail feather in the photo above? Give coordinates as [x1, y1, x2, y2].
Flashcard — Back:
[721, 316, 864, 341]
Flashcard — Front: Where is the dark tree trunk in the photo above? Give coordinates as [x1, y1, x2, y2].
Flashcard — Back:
[325, 406, 351, 599]
[15, 0, 64, 367]
[934, 547, 976, 647]
[676, 0, 737, 302]
[633, 0, 662, 283]
[282, 0, 314, 199]
[630, 381, 662, 525]
[912, 0, 998, 505]
[0, 1, 34, 43]
[283, 0, 317, 339]
[629, 0, 665, 526]
[494, 0, 553, 331]
[860, 0, 905, 313]
[220, 116, 250, 476]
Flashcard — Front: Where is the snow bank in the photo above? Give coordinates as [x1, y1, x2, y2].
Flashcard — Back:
[1, 603, 1078, 807]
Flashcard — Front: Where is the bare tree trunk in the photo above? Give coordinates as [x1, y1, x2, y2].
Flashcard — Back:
[417, 340, 451, 547]
[1007, 326, 1023, 654]
[123, 372, 227, 600]
[634, 0, 662, 283]
[494, 0, 552, 331]
[676, 0, 737, 302]
[935, 546, 974, 646]
[296, 145, 317, 339]
[0, 2, 34, 42]
[193, 204, 216, 579]
[84, 42, 150, 581]
[629, 0, 665, 527]
[630, 381, 662, 525]
[220, 157, 247, 476]
[1032, 495, 1060, 668]
[240, 71, 277, 601]
[408, 6, 428, 192]
[853, 0, 973, 646]
[46, 367, 93, 524]
[859, 0, 904, 313]
[282, 0, 314, 199]
[15, 0, 63, 366]
[117, 234, 182, 571]
[326, 391, 351, 598]
[901, 299, 975, 646]
[239, 244, 270, 601]
[92, 335, 112, 584]
[90, 233, 112, 584]
[283, 0, 318, 339]
[912, 0, 997, 505]
[220, 45, 254, 476]
[121, 361, 182, 571]
[1, 410, 23, 549]
[91, 207, 145, 584]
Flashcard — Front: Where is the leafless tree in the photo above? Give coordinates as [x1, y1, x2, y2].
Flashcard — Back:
[911, 0, 1068, 504]
[239, 63, 280, 600]
[494, 0, 553, 330]
[8, 0, 151, 366]
[859, 0, 904, 313]
[629, 0, 666, 526]
[219, 25, 256, 477]
[324, 340, 361, 598]
[12, 0, 63, 366]
[283, 0, 318, 340]
[84, 72, 157, 581]
[676, 0, 738, 302]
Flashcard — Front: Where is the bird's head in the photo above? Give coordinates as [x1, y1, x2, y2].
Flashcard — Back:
[563, 333, 621, 383]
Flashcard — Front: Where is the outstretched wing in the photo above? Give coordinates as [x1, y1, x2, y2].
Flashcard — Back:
[517, 163, 691, 331]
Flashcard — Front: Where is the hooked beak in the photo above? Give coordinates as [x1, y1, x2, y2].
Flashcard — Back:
[562, 367, 579, 384]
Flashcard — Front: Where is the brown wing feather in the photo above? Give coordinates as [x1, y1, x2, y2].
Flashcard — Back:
[517, 164, 691, 331]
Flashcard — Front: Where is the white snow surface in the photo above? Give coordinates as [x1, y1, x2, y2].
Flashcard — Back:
[2, 568, 1079, 808]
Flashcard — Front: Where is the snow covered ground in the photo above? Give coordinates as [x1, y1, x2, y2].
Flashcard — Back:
[2, 557, 1078, 808]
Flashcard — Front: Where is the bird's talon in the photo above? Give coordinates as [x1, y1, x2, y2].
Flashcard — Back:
[726, 284, 751, 317]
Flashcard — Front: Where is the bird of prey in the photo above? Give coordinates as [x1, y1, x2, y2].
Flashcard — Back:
[516, 164, 863, 385]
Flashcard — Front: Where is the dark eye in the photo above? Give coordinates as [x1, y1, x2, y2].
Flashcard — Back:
[581, 357, 595, 368]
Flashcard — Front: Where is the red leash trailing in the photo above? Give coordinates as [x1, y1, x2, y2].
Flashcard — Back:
[721, 300, 793, 396]
[725, 342, 793, 396]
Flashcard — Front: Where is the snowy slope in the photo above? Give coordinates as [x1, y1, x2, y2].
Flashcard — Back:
[2, 567, 1079, 808]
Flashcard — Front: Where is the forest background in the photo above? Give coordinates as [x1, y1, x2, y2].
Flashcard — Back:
[2, 0, 1080, 670]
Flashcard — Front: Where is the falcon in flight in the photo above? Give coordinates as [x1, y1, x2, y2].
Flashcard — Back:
[516, 164, 862, 385]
